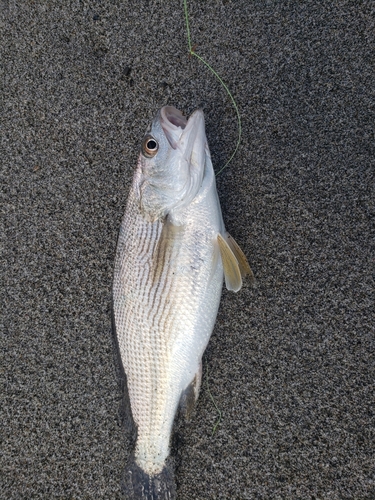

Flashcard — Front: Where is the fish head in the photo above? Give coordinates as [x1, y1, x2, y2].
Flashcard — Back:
[136, 106, 207, 222]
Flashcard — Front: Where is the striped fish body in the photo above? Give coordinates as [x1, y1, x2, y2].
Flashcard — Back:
[112, 107, 252, 499]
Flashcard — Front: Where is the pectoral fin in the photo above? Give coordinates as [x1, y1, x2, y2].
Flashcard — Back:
[217, 233, 243, 292]
[225, 232, 255, 285]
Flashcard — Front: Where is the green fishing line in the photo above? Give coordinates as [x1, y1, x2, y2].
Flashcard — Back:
[183, 0, 242, 175]
[206, 365, 222, 435]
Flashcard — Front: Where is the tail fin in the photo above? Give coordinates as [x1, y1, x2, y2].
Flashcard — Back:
[122, 457, 176, 500]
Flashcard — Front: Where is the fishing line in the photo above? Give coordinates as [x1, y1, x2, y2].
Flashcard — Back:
[183, 0, 242, 176]
[206, 365, 222, 435]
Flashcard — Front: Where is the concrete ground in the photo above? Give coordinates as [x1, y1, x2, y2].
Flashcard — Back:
[1, 1, 374, 498]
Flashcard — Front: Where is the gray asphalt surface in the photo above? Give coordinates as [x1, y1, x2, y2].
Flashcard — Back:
[1, 1, 374, 499]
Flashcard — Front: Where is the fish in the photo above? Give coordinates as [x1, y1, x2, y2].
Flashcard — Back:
[112, 105, 254, 499]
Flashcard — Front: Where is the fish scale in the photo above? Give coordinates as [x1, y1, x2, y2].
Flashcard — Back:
[114, 191, 217, 450]
[114, 187, 221, 469]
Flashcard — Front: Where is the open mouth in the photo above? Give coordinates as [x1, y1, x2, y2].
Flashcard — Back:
[159, 106, 204, 151]
[160, 106, 188, 130]
[159, 106, 189, 149]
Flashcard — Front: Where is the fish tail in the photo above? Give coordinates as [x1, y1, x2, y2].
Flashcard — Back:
[122, 457, 176, 500]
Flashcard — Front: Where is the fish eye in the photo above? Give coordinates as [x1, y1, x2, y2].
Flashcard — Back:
[142, 135, 159, 158]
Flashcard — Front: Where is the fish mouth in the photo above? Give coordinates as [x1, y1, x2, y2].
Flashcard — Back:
[160, 106, 188, 148]
[161, 106, 188, 131]
[160, 106, 204, 151]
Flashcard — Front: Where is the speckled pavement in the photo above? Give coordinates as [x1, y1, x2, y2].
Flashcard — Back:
[1, 1, 374, 498]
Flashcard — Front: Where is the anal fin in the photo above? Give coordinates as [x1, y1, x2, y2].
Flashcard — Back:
[178, 363, 202, 421]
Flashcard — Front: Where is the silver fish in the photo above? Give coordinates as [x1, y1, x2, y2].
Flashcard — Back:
[112, 106, 253, 499]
